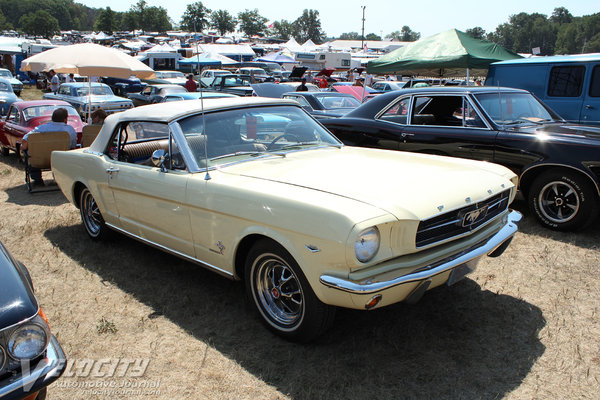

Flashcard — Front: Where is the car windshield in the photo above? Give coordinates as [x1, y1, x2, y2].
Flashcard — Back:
[0, 70, 12, 78]
[474, 92, 562, 125]
[76, 86, 113, 96]
[177, 105, 342, 168]
[316, 95, 360, 109]
[23, 105, 79, 121]
[222, 76, 252, 87]
[0, 82, 10, 92]
[157, 71, 184, 79]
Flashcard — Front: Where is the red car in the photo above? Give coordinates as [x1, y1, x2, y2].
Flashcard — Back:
[0, 100, 85, 156]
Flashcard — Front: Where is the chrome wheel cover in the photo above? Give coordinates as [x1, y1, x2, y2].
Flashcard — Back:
[81, 190, 103, 236]
[253, 253, 304, 328]
[538, 180, 580, 223]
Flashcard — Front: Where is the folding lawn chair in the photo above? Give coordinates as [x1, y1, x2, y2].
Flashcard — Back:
[24, 131, 70, 193]
[81, 125, 101, 147]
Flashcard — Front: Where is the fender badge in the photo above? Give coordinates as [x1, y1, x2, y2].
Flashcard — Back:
[210, 241, 226, 255]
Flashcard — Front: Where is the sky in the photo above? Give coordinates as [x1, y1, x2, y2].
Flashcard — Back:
[78, 0, 599, 39]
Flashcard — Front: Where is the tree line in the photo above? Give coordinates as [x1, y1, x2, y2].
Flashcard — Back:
[0, 1, 598, 54]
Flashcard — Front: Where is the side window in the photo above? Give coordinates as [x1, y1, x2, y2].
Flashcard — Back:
[59, 86, 70, 95]
[410, 95, 465, 126]
[378, 97, 410, 125]
[457, 98, 486, 128]
[107, 122, 172, 165]
[6, 107, 18, 122]
[548, 66, 585, 97]
[590, 65, 600, 97]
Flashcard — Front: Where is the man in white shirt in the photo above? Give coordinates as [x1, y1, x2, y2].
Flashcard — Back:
[22, 108, 78, 186]
[49, 69, 60, 93]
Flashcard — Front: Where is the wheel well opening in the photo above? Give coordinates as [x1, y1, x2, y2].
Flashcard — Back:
[72, 182, 86, 209]
[520, 166, 599, 199]
[234, 234, 275, 281]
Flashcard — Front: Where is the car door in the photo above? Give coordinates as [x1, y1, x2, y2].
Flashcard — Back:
[105, 121, 194, 256]
[390, 93, 498, 161]
[2, 106, 25, 149]
[581, 64, 600, 126]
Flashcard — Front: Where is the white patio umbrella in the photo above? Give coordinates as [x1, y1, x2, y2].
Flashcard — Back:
[21, 43, 156, 122]
[21, 43, 156, 79]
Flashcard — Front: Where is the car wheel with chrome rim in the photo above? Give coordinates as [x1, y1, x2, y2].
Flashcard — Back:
[529, 170, 598, 231]
[245, 239, 335, 342]
[80, 187, 110, 240]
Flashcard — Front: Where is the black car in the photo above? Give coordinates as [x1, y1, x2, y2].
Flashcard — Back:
[0, 240, 66, 399]
[102, 76, 147, 96]
[322, 86, 600, 231]
[127, 84, 187, 107]
[281, 92, 361, 120]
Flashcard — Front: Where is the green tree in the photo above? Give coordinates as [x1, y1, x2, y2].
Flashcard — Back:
[237, 9, 267, 37]
[210, 9, 236, 36]
[0, 10, 13, 30]
[466, 27, 486, 40]
[95, 7, 117, 34]
[365, 33, 381, 41]
[180, 1, 211, 32]
[293, 9, 324, 43]
[550, 6, 573, 25]
[19, 9, 59, 38]
[339, 32, 360, 40]
[268, 19, 294, 40]
[555, 13, 600, 54]
[386, 26, 420, 41]
[144, 6, 171, 32]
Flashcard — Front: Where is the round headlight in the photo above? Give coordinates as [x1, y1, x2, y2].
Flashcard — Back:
[354, 227, 380, 263]
[7, 324, 48, 360]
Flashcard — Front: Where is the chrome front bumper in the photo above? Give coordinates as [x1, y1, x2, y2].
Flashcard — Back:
[320, 210, 522, 295]
[0, 335, 67, 400]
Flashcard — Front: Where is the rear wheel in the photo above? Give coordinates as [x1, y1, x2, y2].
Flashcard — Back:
[80, 187, 110, 240]
[528, 170, 598, 231]
[245, 239, 335, 342]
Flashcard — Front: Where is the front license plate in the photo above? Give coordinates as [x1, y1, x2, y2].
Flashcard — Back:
[447, 260, 477, 286]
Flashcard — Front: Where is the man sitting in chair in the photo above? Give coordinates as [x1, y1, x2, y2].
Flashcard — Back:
[22, 108, 77, 187]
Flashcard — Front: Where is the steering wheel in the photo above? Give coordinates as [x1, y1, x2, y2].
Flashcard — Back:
[266, 133, 301, 150]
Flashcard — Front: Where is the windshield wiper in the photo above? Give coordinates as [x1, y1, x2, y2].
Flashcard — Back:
[278, 142, 342, 150]
[210, 151, 285, 161]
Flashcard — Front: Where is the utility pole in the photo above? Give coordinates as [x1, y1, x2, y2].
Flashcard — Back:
[361, 6, 366, 50]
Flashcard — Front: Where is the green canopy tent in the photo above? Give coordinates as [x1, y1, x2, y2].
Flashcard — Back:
[367, 29, 521, 79]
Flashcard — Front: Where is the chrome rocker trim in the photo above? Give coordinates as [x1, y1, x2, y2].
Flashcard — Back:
[320, 210, 522, 295]
[0, 335, 67, 400]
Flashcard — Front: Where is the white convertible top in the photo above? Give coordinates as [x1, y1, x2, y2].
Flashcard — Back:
[90, 97, 298, 153]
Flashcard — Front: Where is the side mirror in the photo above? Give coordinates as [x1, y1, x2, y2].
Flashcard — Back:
[151, 149, 168, 172]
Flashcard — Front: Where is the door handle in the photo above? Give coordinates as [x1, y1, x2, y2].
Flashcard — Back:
[401, 132, 415, 138]
[105, 168, 119, 174]
[585, 104, 593, 110]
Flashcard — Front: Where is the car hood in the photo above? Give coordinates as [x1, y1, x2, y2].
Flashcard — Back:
[223, 147, 515, 221]
[76, 95, 131, 103]
[509, 122, 600, 143]
[0, 246, 38, 329]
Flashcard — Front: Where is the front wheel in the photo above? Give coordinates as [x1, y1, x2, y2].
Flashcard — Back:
[528, 170, 598, 231]
[245, 239, 335, 342]
[80, 187, 110, 240]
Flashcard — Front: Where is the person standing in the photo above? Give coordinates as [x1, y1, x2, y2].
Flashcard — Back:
[296, 78, 308, 92]
[184, 74, 198, 92]
[49, 70, 60, 93]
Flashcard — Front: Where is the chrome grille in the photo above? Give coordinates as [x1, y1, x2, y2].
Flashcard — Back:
[416, 189, 511, 248]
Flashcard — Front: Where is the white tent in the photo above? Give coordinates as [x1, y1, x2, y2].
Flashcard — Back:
[302, 39, 317, 50]
[193, 51, 238, 65]
[283, 38, 303, 52]
[146, 43, 177, 53]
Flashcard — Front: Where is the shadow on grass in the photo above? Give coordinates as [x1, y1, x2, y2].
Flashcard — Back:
[4, 183, 67, 207]
[45, 225, 546, 400]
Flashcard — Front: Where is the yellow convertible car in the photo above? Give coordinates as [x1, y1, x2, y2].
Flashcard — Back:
[52, 97, 521, 341]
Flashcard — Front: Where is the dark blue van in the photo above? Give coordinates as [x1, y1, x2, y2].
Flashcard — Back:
[486, 54, 600, 126]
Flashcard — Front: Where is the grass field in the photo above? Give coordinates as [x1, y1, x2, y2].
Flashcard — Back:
[0, 88, 599, 399]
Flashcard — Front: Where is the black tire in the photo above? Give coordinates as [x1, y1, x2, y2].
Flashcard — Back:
[79, 187, 110, 240]
[528, 170, 599, 231]
[1, 146, 8, 156]
[245, 239, 335, 342]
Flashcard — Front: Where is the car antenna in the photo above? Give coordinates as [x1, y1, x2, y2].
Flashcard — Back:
[200, 86, 210, 181]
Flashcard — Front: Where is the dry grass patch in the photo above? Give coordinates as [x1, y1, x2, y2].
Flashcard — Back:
[0, 141, 599, 399]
